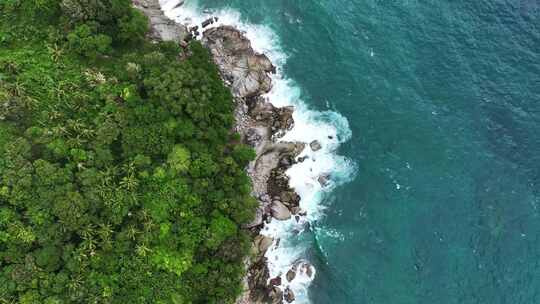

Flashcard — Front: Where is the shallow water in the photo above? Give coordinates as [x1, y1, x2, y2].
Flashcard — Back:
[168, 0, 540, 303]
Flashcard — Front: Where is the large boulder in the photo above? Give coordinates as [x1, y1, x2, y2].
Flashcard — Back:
[252, 235, 274, 258]
[249, 98, 295, 137]
[202, 26, 274, 98]
[270, 201, 292, 220]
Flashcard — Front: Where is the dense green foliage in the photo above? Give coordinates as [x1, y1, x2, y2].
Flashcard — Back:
[0, 1, 256, 303]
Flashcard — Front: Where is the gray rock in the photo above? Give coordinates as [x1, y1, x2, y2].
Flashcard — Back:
[246, 128, 263, 147]
[286, 269, 296, 282]
[279, 156, 292, 167]
[245, 207, 264, 228]
[132, 0, 188, 42]
[284, 287, 295, 303]
[253, 235, 273, 257]
[202, 17, 215, 28]
[202, 26, 274, 98]
[310, 140, 322, 151]
[269, 287, 284, 304]
[280, 191, 300, 207]
[271, 201, 292, 220]
[297, 156, 309, 163]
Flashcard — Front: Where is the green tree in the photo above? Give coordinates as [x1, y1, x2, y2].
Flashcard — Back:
[67, 23, 112, 58]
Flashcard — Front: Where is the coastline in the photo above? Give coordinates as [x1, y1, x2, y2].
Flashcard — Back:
[201, 26, 313, 304]
[133, 1, 315, 303]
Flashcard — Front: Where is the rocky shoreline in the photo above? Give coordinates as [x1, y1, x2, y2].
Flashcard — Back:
[134, 1, 314, 303]
[202, 26, 309, 304]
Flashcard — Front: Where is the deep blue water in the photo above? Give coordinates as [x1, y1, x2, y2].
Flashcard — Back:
[197, 0, 540, 303]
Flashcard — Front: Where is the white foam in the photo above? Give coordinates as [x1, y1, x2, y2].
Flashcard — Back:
[160, 1, 357, 303]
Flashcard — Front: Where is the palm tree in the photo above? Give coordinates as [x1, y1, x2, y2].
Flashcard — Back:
[47, 43, 63, 63]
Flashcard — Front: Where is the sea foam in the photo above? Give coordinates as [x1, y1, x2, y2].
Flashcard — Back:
[160, 1, 357, 302]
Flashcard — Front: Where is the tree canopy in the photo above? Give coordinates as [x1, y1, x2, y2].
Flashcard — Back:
[0, 1, 256, 303]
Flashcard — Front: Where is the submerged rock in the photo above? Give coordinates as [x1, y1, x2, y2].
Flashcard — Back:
[318, 173, 331, 187]
[302, 262, 315, 278]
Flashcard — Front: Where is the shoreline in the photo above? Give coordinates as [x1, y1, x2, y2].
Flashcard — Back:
[201, 24, 312, 304]
[134, 1, 320, 302]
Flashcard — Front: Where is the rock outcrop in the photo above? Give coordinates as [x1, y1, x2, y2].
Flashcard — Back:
[203, 26, 275, 98]
[202, 25, 304, 304]
[132, 0, 188, 42]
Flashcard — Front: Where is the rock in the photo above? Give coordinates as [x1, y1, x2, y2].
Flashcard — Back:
[247, 258, 270, 303]
[132, 0, 188, 42]
[253, 235, 273, 257]
[269, 276, 282, 287]
[284, 287, 295, 303]
[179, 40, 189, 48]
[289, 206, 301, 215]
[252, 141, 304, 196]
[269, 287, 284, 304]
[248, 100, 294, 137]
[258, 194, 271, 203]
[310, 140, 322, 151]
[318, 174, 331, 187]
[245, 207, 264, 228]
[302, 263, 314, 278]
[286, 269, 296, 282]
[202, 17, 215, 28]
[279, 156, 292, 167]
[280, 191, 300, 207]
[202, 26, 274, 98]
[297, 156, 309, 163]
[271, 201, 291, 220]
[245, 128, 263, 147]
[189, 25, 199, 32]
[172, 0, 184, 9]
[292, 260, 315, 279]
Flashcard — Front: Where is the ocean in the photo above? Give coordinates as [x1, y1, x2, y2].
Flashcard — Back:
[161, 0, 540, 303]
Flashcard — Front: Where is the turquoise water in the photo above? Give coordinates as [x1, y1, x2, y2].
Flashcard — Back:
[195, 0, 540, 302]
